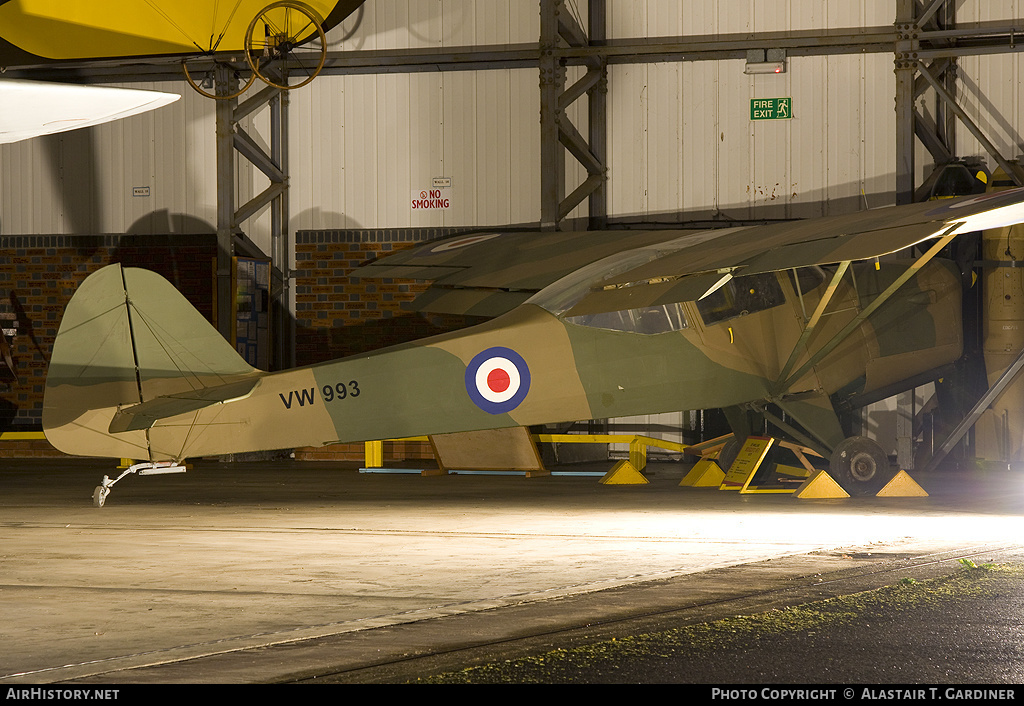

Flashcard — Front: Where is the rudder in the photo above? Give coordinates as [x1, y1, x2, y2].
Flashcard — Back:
[43, 264, 256, 459]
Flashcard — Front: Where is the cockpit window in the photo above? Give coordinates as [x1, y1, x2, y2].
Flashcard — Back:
[696, 272, 785, 324]
[565, 302, 688, 335]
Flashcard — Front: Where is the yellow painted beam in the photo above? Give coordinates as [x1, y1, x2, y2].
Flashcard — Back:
[361, 436, 430, 468]
[533, 433, 690, 454]
[0, 431, 47, 440]
[364, 440, 383, 468]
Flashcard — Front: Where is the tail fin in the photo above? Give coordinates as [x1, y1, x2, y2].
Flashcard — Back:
[43, 264, 256, 459]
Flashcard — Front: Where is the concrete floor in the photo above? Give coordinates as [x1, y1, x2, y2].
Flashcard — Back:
[0, 457, 1022, 683]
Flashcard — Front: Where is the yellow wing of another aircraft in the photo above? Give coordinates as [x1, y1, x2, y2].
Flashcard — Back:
[0, 0, 364, 64]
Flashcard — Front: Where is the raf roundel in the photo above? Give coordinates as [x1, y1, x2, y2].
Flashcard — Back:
[465, 347, 531, 414]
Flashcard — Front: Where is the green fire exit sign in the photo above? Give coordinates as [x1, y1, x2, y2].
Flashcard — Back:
[750, 97, 792, 120]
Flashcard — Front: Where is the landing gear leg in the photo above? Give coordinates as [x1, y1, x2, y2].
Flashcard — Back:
[91, 461, 188, 507]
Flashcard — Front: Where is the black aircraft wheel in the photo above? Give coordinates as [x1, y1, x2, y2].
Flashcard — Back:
[830, 436, 892, 496]
[717, 437, 745, 473]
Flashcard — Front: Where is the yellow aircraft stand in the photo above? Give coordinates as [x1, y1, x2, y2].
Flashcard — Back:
[365, 431, 699, 484]
[876, 470, 929, 497]
[680, 457, 726, 487]
[793, 470, 850, 499]
[719, 437, 775, 492]
[600, 458, 651, 484]
[599, 437, 649, 484]
[535, 433, 690, 485]
[719, 437, 825, 494]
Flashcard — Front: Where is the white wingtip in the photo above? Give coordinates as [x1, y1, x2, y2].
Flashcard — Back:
[0, 80, 180, 144]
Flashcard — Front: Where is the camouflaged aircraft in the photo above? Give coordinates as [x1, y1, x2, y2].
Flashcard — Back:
[42, 187, 1024, 502]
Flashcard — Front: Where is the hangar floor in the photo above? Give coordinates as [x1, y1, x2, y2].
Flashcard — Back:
[0, 457, 1022, 684]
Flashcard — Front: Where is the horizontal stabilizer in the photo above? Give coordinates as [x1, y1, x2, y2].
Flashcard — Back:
[108, 378, 262, 433]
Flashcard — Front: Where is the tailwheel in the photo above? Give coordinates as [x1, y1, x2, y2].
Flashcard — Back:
[182, 57, 257, 100]
[245, 1, 327, 91]
[89, 462, 188, 507]
[92, 483, 109, 508]
[830, 436, 893, 496]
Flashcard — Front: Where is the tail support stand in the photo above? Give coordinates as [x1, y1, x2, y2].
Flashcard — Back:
[93, 461, 188, 507]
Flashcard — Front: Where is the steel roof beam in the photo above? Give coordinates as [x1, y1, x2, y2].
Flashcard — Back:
[7, 22, 1024, 84]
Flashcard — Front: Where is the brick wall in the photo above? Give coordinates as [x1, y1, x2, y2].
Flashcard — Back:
[0, 235, 215, 447]
[293, 228, 477, 365]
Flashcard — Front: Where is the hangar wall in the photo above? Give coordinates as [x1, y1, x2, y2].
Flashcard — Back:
[2, 0, 1022, 255]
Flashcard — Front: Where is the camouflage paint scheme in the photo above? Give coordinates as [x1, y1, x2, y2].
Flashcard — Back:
[42, 188, 1024, 463]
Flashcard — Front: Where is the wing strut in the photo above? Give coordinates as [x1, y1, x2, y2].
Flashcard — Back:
[776, 223, 962, 394]
[747, 402, 832, 458]
[922, 345, 1024, 473]
[773, 261, 851, 393]
[118, 266, 153, 461]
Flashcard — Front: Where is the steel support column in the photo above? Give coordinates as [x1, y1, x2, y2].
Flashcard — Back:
[539, 0, 607, 231]
[214, 74, 292, 368]
[215, 65, 237, 342]
[587, 0, 608, 230]
[539, 0, 564, 230]
[894, 0, 918, 206]
[270, 89, 295, 370]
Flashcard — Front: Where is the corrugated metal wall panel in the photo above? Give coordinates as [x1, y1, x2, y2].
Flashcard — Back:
[3, 0, 1023, 240]
[718, 59, 756, 217]
[607, 64, 646, 218]
[862, 52, 897, 205]
[954, 0, 1023, 173]
[342, 75, 380, 229]
[604, 0, 906, 222]
[409, 73, 444, 225]
[678, 62, 718, 216]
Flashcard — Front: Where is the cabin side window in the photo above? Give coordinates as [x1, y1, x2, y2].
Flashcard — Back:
[565, 302, 688, 335]
[789, 266, 827, 296]
[696, 272, 786, 325]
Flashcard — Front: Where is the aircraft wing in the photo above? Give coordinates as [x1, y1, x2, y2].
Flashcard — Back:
[0, 80, 180, 144]
[354, 228, 701, 316]
[359, 187, 1024, 318]
[566, 188, 1024, 316]
[0, 1, 365, 64]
